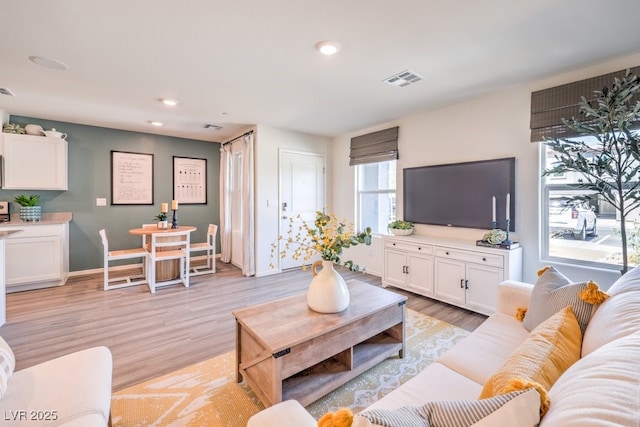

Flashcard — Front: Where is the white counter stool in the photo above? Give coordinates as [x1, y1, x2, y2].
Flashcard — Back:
[146, 229, 191, 293]
[99, 229, 147, 290]
[189, 224, 218, 276]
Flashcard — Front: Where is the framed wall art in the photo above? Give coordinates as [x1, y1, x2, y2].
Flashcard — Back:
[173, 156, 207, 204]
[111, 150, 154, 205]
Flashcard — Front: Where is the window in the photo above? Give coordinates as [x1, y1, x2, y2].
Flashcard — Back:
[356, 160, 396, 234]
[541, 139, 637, 269]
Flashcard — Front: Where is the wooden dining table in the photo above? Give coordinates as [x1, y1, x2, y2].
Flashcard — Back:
[128, 226, 196, 281]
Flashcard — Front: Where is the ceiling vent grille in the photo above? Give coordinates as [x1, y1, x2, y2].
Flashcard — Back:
[204, 123, 223, 130]
[0, 88, 15, 96]
[384, 70, 423, 88]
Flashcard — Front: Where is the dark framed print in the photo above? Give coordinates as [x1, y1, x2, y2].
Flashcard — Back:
[173, 156, 207, 204]
[111, 151, 154, 205]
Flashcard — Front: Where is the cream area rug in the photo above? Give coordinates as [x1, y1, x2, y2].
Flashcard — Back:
[111, 309, 469, 427]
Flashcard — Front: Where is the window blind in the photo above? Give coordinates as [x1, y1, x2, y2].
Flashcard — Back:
[530, 66, 640, 142]
[349, 126, 399, 166]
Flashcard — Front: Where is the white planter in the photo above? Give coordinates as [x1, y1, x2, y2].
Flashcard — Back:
[389, 227, 413, 236]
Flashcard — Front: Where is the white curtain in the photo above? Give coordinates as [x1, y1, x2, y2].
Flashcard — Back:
[241, 133, 255, 276]
[219, 143, 232, 263]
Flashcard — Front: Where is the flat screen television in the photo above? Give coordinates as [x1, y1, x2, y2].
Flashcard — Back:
[403, 157, 515, 231]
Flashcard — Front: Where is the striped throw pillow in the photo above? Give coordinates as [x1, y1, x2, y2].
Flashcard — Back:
[0, 337, 15, 399]
[522, 266, 605, 333]
[361, 389, 539, 427]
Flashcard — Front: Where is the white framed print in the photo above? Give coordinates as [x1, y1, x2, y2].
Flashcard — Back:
[111, 150, 154, 205]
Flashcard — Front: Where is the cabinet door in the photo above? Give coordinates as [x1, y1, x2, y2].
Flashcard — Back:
[465, 263, 503, 315]
[5, 236, 63, 286]
[434, 257, 466, 305]
[406, 254, 434, 295]
[2, 134, 68, 190]
[383, 249, 408, 289]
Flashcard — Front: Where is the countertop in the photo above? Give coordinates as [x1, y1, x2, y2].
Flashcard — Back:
[0, 212, 72, 227]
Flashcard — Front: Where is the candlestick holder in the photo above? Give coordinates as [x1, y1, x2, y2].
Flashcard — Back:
[171, 209, 178, 229]
[504, 219, 512, 244]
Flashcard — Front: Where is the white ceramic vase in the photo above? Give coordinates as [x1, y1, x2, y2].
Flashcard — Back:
[307, 260, 350, 313]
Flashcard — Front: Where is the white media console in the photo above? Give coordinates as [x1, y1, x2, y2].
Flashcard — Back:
[382, 234, 522, 315]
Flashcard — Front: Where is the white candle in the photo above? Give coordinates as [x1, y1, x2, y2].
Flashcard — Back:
[506, 193, 510, 221]
[161, 202, 168, 213]
[171, 200, 179, 210]
[492, 196, 496, 222]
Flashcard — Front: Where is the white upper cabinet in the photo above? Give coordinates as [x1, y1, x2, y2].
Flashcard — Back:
[1, 133, 68, 190]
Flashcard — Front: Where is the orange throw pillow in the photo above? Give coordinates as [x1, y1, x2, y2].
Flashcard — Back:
[480, 306, 582, 416]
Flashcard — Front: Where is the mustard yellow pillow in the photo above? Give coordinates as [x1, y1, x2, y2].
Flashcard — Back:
[480, 306, 582, 416]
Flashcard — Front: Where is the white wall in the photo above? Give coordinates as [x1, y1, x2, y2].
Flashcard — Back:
[332, 51, 640, 288]
[254, 124, 331, 276]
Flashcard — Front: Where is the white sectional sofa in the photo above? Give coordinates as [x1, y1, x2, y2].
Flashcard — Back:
[0, 342, 112, 427]
[248, 266, 640, 426]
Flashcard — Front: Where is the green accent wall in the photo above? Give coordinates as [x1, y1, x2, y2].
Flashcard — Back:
[1, 116, 220, 272]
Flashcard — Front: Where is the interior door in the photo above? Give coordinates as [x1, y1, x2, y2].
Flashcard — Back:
[279, 150, 325, 270]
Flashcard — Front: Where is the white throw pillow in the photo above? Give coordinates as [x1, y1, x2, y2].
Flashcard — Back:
[541, 333, 640, 427]
[0, 337, 16, 399]
[581, 290, 640, 357]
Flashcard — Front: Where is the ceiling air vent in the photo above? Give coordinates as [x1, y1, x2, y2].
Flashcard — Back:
[0, 88, 15, 96]
[204, 123, 222, 130]
[384, 70, 423, 88]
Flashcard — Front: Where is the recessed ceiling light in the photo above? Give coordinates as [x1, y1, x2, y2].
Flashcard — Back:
[160, 98, 178, 106]
[315, 41, 340, 56]
[28, 55, 69, 71]
[149, 121, 163, 127]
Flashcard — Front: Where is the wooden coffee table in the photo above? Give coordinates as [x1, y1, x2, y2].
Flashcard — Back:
[232, 279, 407, 407]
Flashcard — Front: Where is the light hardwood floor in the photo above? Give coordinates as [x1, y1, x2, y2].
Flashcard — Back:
[0, 261, 486, 391]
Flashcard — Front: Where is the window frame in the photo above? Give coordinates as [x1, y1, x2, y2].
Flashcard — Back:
[539, 142, 623, 272]
[355, 160, 397, 235]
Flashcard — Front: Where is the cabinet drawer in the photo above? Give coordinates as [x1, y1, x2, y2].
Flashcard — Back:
[434, 247, 503, 268]
[2, 224, 62, 238]
[385, 239, 433, 255]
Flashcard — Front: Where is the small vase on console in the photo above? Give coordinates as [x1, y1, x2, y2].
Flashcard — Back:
[307, 260, 350, 313]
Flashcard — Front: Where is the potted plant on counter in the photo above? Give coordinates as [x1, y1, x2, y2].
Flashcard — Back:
[388, 219, 414, 236]
[14, 194, 41, 222]
[154, 212, 168, 229]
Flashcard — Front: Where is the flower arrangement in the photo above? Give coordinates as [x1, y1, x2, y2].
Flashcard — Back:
[270, 211, 372, 272]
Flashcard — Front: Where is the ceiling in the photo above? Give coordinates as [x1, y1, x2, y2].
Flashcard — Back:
[2, 1, 640, 143]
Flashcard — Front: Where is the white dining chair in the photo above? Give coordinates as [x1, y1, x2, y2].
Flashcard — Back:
[99, 229, 148, 290]
[146, 229, 191, 293]
[189, 224, 218, 276]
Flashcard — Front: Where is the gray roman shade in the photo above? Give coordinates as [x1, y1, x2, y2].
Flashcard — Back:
[349, 126, 399, 166]
[530, 66, 640, 142]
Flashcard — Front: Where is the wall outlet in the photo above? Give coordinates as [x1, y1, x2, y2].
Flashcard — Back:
[96, 198, 107, 207]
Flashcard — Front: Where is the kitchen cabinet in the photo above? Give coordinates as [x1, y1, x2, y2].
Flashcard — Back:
[1, 133, 68, 190]
[0, 214, 71, 292]
[383, 235, 522, 315]
[383, 238, 434, 296]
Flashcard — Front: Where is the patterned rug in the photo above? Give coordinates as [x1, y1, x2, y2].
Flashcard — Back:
[111, 309, 469, 427]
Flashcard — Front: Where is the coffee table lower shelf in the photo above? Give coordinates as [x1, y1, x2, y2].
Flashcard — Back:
[282, 333, 403, 406]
